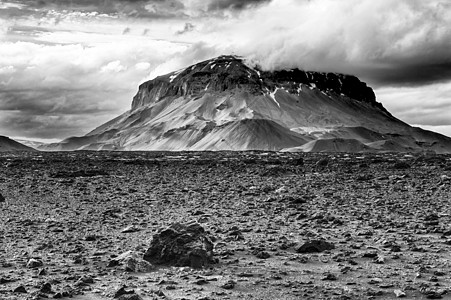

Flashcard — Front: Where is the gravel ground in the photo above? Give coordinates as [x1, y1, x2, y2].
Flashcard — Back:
[1, 151, 451, 300]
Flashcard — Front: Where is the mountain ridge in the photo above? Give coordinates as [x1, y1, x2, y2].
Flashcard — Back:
[0, 136, 37, 152]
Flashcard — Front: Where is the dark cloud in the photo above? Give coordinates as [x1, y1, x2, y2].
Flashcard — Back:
[2, 0, 272, 20]
[207, 0, 271, 11]
[0, 110, 114, 139]
[176, 22, 195, 35]
[0, 89, 132, 139]
[364, 62, 451, 87]
[3, 0, 185, 19]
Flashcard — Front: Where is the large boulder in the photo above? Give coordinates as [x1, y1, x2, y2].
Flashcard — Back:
[143, 222, 214, 268]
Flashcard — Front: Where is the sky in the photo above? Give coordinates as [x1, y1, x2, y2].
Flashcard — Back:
[0, 0, 451, 142]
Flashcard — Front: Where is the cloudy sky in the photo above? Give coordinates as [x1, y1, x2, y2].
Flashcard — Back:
[1, 0, 451, 142]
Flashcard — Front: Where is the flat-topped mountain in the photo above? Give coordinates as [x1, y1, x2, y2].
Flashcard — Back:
[41, 55, 451, 153]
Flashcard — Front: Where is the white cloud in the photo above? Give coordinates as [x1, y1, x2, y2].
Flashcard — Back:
[101, 60, 127, 73]
[0, 2, 26, 9]
[177, 0, 451, 85]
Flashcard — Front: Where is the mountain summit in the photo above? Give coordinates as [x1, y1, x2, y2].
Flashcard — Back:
[43, 55, 451, 153]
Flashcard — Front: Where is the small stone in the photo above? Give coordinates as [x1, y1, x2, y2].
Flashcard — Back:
[13, 285, 27, 293]
[38, 268, 47, 276]
[0, 193, 5, 202]
[114, 286, 135, 298]
[374, 255, 385, 264]
[26, 258, 43, 268]
[221, 280, 236, 290]
[75, 275, 94, 286]
[321, 273, 337, 281]
[117, 294, 144, 300]
[40, 282, 52, 294]
[297, 240, 335, 253]
[121, 225, 140, 233]
[362, 251, 378, 258]
[368, 278, 383, 284]
[255, 251, 270, 259]
[111, 251, 153, 272]
[0, 277, 12, 284]
[394, 289, 406, 298]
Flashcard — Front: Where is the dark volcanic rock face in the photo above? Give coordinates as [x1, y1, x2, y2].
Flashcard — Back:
[131, 55, 377, 111]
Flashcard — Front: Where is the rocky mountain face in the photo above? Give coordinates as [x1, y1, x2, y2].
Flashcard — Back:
[42, 55, 451, 153]
[0, 136, 36, 152]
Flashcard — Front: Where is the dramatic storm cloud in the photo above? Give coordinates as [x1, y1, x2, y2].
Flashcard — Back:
[1, 0, 451, 140]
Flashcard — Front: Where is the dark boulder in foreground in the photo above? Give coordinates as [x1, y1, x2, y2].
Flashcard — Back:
[297, 240, 335, 253]
[143, 222, 215, 268]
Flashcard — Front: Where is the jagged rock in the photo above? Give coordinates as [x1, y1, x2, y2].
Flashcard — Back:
[121, 225, 140, 233]
[297, 240, 335, 253]
[109, 251, 153, 272]
[26, 258, 43, 268]
[143, 222, 215, 268]
[39, 282, 52, 294]
[117, 294, 144, 300]
[394, 289, 406, 298]
[321, 272, 337, 281]
[113, 286, 135, 298]
[13, 285, 27, 293]
[221, 280, 236, 290]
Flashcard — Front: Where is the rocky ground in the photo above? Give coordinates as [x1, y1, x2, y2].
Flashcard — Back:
[1, 151, 451, 300]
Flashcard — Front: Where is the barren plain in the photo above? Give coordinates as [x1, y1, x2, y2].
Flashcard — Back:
[1, 151, 451, 300]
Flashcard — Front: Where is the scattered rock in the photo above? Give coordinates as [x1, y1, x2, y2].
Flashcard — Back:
[143, 222, 215, 268]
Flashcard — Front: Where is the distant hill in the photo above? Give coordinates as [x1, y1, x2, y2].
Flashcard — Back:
[40, 55, 451, 153]
[0, 136, 36, 152]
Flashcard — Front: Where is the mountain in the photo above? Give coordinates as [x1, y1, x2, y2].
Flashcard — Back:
[14, 139, 47, 149]
[41, 55, 451, 153]
[0, 136, 36, 152]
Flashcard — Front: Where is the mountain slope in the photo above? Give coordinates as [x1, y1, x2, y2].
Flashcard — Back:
[0, 136, 36, 152]
[41, 55, 451, 153]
